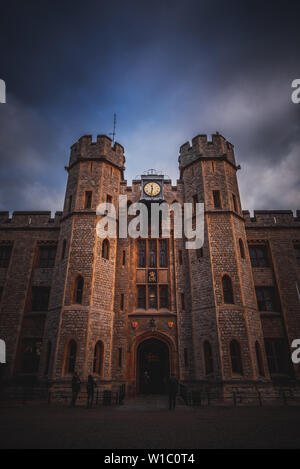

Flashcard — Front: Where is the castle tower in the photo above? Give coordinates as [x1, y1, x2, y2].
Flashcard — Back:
[43, 135, 125, 387]
[179, 133, 269, 389]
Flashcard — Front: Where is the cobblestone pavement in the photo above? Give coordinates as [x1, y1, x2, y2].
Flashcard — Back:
[1, 396, 300, 449]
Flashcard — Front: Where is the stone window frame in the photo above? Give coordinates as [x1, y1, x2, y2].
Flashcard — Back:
[84, 190, 93, 209]
[63, 338, 78, 376]
[229, 338, 244, 376]
[203, 340, 214, 376]
[212, 189, 222, 209]
[221, 273, 235, 304]
[73, 274, 85, 305]
[93, 340, 104, 376]
[102, 238, 110, 260]
[238, 238, 245, 259]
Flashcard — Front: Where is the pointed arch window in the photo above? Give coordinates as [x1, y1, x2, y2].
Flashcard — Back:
[74, 275, 84, 304]
[65, 340, 77, 374]
[102, 239, 110, 260]
[222, 275, 234, 304]
[230, 340, 243, 375]
[203, 341, 214, 376]
[93, 341, 103, 375]
[239, 239, 245, 259]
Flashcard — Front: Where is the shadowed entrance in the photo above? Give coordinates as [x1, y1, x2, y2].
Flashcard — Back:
[137, 338, 170, 394]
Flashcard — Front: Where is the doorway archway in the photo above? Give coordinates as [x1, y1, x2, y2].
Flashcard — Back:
[137, 338, 170, 394]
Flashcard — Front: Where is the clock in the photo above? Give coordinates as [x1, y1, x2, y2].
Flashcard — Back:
[144, 181, 161, 197]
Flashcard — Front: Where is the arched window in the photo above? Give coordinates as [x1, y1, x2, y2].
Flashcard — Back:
[222, 275, 234, 304]
[93, 341, 103, 375]
[230, 340, 243, 375]
[239, 239, 245, 259]
[74, 275, 84, 304]
[65, 340, 77, 374]
[255, 341, 265, 376]
[44, 341, 52, 375]
[102, 239, 110, 260]
[203, 341, 214, 376]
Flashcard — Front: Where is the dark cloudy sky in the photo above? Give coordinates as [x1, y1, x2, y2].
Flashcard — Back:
[0, 0, 300, 214]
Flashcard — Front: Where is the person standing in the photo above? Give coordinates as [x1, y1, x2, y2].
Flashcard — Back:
[168, 374, 178, 411]
[71, 372, 81, 407]
[86, 374, 96, 408]
[143, 370, 151, 394]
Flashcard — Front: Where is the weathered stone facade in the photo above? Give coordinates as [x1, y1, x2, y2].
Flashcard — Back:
[0, 132, 300, 399]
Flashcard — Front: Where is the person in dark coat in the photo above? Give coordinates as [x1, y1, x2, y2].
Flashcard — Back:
[86, 374, 96, 408]
[71, 372, 81, 407]
[143, 370, 151, 394]
[168, 374, 178, 410]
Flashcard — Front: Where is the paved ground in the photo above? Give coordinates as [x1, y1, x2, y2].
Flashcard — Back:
[1, 396, 300, 449]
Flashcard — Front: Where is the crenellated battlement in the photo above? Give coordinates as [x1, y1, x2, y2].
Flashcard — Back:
[179, 132, 236, 169]
[0, 211, 62, 227]
[243, 210, 300, 226]
[69, 134, 125, 170]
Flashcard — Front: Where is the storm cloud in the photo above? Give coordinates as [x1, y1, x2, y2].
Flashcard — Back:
[0, 0, 299, 213]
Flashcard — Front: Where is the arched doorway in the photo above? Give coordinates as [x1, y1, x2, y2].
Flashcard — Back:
[137, 338, 170, 394]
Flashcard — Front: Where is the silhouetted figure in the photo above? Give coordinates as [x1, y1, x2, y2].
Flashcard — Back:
[71, 372, 81, 407]
[168, 374, 178, 410]
[143, 370, 151, 394]
[86, 374, 96, 408]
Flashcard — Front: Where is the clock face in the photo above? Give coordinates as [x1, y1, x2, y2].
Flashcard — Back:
[144, 181, 161, 197]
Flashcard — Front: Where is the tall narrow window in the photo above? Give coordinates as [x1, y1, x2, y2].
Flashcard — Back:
[255, 341, 265, 376]
[184, 348, 189, 368]
[102, 239, 110, 260]
[181, 293, 185, 310]
[149, 240, 157, 267]
[137, 285, 146, 309]
[93, 341, 103, 375]
[68, 195, 72, 212]
[39, 245, 56, 268]
[0, 245, 12, 268]
[159, 285, 168, 309]
[213, 190, 221, 209]
[66, 340, 77, 374]
[222, 275, 234, 304]
[75, 276, 84, 304]
[85, 191, 92, 209]
[138, 239, 146, 267]
[44, 341, 52, 376]
[149, 286, 157, 309]
[232, 193, 237, 212]
[178, 250, 183, 265]
[204, 341, 214, 375]
[118, 348, 122, 368]
[61, 239, 67, 260]
[230, 340, 243, 375]
[192, 194, 198, 215]
[120, 293, 124, 311]
[106, 194, 112, 204]
[159, 239, 167, 267]
[239, 239, 245, 259]
[0, 286, 3, 302]
[122, 250, 126, 266]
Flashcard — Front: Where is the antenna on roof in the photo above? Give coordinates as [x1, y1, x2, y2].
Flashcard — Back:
[109, 113, 117, 144]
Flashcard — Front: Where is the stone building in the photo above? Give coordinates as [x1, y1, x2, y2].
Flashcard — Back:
[0, 132, 300, 399]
